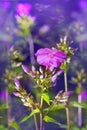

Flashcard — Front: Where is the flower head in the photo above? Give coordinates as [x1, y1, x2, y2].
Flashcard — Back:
[16, 3, 32, 16]
[35, 48, 66, 70]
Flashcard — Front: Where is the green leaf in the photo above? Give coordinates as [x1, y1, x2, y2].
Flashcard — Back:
[0, 125, 8, 130]
[71, 102, 87, 109]
[75, 87, 82, 94]
[49, 104, 65, 111]
[20, 108, 39, 123]
[44, 116, 66, 128]
[41, 93, 50, 105]
[71, 126, 80, 130]
[10, 121, 21, 130]
[0, 104, 9, 110]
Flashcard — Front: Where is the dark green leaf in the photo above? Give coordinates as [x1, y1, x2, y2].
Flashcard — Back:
[20, 108, 39, 123]
[41, 93, 50, 105]
[50, 104, 65, 111]
[10, 121, 21, 130]
[44, 116, 66, 128]
[75, 87, 82, 94]
[71, 102, 87, 109]
[0, 104, 9, 110]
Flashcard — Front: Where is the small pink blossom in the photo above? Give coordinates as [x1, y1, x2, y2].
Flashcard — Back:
[13, 92, 20, 97]
[22, 65, 30, 74]
[35, 48, 66, 70]
[14, 78, 20, 90]
[16, 3, 32, 16]
[52, 70, 63, 83]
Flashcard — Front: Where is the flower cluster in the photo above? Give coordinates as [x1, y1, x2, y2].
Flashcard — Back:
[22, 65, 63, 89]
[15, 3, 35, 37]
[16, 3, 32, 16]
[72, 69, 87, 84]
[14, 78, 34, 108]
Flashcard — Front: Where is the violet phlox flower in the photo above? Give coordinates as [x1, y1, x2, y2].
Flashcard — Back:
[0, 90, 8, 101]
[35, 48, 66, 70]
[80, 90, 87, 101]
[16, 3, 32, 16]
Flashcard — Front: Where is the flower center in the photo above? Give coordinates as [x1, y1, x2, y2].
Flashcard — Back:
[48, 53, 54, 58]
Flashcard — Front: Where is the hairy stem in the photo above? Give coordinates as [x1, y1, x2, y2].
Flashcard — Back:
[64, 72, 70, 130]
[40, 98, 43, 130]
[33, 113, 39, 130]
[28, 34, 38, 129]
[28, 34, 35, 65]
[78, 83, 82, 127]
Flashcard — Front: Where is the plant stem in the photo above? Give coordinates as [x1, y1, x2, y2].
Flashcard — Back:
[64, 72, 70, 130]
[33, 113, 39, 130]
[28, 34, 35, 65]
[40, 98, 43, 130]
[28, 34, 38, 130]
[78, 83, 82, 127]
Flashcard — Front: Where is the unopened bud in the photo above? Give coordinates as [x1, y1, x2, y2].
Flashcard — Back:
[22, 65, 30, 74]
[14, 78, 20, 90]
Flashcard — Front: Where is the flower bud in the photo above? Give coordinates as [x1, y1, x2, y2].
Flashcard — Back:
[14, 78, 20, 90]
[39, 66, 43, 73]
[13, 92, 20, 97]
[22, 65, 30, 74]
[32, 65, 36, 72]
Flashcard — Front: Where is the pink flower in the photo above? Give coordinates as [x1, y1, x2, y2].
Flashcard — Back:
[16, 3, 32, 16]
[35, 48, 66, 70]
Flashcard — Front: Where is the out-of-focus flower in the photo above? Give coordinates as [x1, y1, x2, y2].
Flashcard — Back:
[39, 25, 50, 35]
[0, 90, 8, 101]
[3, 1, 11, 8]
[80, 91, 87, 101]
[16, 15, 35, 26]
[72, 69, 87, 84]
[79, 0, 87, 9]
[35, 48, 66, 70]
[14, 78, 20, 90]
[16, 3, 32, 16]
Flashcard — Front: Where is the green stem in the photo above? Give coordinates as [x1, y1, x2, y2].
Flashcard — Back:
[78, 83, 82, 127]
[40, 98, 43, 130]
[19, 92, 38, 130]
[64, 72, 70, 130]
[28, 34, 35, 65]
